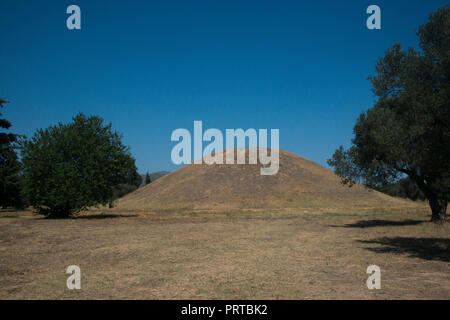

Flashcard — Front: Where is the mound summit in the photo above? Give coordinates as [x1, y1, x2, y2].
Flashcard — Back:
[115, 149, 419, 212]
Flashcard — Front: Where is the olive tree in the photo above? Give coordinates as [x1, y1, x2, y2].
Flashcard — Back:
[328, 7, 450, 222]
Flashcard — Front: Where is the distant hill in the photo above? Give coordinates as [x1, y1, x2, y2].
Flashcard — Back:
[139, 171, 170, 187]
[116, 149, 421, 213]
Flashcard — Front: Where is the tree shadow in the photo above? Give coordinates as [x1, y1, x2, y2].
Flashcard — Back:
[358, 237, 450, 262]
[0, 208, 21, 213]
[0, 215, 19, 219]
[73, 214, 138, 220]
[334, 219, 425, 228]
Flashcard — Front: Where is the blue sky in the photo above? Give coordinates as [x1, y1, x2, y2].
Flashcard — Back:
[0, 0, 447, 173]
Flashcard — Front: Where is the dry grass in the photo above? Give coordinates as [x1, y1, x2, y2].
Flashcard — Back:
[0, 208, 449, 300]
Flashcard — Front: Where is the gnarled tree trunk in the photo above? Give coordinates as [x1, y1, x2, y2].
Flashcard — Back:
[429, 198, 447, 222]
[412, 177, 447, 222]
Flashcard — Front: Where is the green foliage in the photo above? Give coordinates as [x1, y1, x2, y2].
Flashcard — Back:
[112, 183, 139, 199]
[374, 177, 426, 201]
[21, 113, 139, 218]
[0, 144, 24, 209]
[110, 171, 141, 204]
[0, 99, 17, 144]
[0, 99, 24, 209]
[328, 7, 450, 221]
[145, 172, 151, 185]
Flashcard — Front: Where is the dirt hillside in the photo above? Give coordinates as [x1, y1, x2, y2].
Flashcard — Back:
[114, 149, 421, 213]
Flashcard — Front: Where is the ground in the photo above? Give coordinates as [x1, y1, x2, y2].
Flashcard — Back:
[0, 208, 449, 299]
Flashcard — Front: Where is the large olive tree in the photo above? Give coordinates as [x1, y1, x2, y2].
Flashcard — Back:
[328, 7, 450, 222]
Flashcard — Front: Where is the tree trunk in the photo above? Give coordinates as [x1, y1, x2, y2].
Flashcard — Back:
[410, 176, 447, 223]
[429, 198, 447, 222]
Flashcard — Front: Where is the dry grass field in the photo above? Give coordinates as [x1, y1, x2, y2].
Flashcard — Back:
[1, 207, 449, 300]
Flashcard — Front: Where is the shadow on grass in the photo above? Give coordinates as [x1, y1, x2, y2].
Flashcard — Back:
[73, 214, 138, 220]
[334, 219, 425, 228]
[0, 208, 18, 213]
[358, 237, 450, 262]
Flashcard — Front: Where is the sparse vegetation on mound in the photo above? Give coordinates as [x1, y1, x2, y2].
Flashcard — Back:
[112, 149, 423, 214]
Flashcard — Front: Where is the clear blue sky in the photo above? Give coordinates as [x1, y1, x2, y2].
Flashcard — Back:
[1, 0, 447, 173]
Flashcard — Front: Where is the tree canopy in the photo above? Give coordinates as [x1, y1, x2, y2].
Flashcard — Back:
[328, 6, 450, 222]
[21, 113, 140, 218]
[145, 172, 151, 185]
[0, 99, 23, 209]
